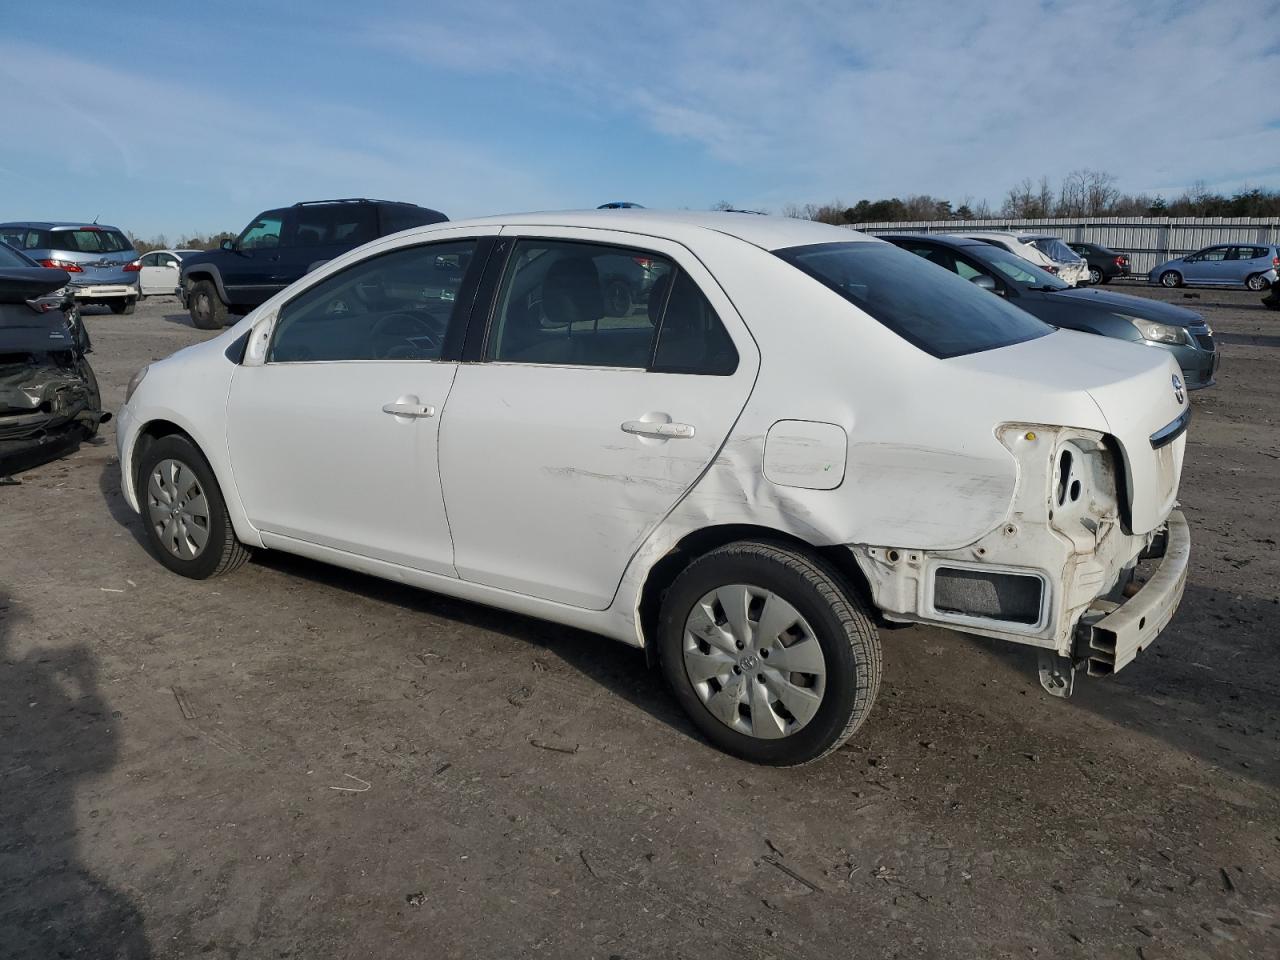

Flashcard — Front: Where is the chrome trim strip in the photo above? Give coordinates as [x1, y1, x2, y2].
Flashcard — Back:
[1150, 407, 1190, 450]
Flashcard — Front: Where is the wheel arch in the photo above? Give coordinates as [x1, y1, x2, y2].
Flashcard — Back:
[636, 523, 874, 668]
[128, 415, 263, 548]
[182, 265, 230, 304]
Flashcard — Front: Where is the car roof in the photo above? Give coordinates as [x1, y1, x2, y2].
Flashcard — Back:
[440, 209, 874, 253]
[881, 233, 988, 249]
[0, 220, 126, 231]
[954, 231, 1025, 242]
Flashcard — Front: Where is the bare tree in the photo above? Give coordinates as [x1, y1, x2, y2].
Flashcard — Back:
[1002, 177, 1053, 218]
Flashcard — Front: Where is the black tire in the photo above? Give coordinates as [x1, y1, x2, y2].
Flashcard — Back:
[135, 434, 251, 580]
[1245, 273, 1268, 292]
[1088, 266, 1103, 285]
[78, 360, 102, 439]
[658, 540, 881, 766]
[1159, 271, 1183, 288]
[188, 279, 228, 330]
[111, 299, 137, 315]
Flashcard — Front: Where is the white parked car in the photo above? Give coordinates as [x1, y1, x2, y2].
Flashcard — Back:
[138, 249, 202, 297]
[116, 211, 1191, 765]
[958, 232, 1089, 286]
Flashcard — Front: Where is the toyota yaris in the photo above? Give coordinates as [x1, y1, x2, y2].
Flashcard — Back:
[117, 211, 1191, 765]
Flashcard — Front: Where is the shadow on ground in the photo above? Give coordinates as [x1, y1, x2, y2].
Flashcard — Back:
[0, 588, 153, 958]
[963, 581, 1280, 791]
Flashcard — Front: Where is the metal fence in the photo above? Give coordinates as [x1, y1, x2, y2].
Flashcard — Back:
[848, 216, 1280, 277]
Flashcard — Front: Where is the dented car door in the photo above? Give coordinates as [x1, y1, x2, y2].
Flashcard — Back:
[437, 230, 758, 610]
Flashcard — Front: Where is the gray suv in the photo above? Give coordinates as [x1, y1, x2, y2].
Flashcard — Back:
[0, 222, 141, 314]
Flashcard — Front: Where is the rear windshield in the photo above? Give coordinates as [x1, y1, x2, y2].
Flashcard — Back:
[1028, 236, 1077, 261]
[50, 228, 133, 254]
[0, 242, 33, 268]
[775, 241, 1051, 359]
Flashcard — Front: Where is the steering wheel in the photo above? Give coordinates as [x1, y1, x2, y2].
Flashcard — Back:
[369, 312, 440, 359]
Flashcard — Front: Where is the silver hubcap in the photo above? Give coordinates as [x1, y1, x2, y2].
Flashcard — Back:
[1248, 275, 1265, 290]
[1162, 273, 1178, 287]
[683, 584, 827, 739]
[146, 458, 211, 560]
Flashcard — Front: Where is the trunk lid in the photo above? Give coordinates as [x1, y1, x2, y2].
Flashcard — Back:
[46, 227, 138, 284]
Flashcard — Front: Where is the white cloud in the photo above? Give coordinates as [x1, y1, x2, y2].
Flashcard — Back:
[0, 39, 568, 234]
[369, 0, 1280, 207]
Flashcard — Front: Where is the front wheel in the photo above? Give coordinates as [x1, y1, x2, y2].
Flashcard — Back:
[136, 435, 251, 579]
[658, 541, 881, 766]
[1245, 273, 1269, 292]
[1160, 271, 1183, 288]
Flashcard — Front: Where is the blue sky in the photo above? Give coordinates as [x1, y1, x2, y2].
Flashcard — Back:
[2, 0, 1278, 239]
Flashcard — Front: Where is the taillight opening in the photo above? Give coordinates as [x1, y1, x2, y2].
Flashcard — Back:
[123, 260, 142, 273]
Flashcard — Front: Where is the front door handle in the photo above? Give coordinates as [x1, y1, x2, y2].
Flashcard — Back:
[382, 401, 436, 419]
[621, 419, 696, 439]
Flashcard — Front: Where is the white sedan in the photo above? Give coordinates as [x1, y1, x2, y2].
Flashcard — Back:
[116, 211, 1191, 765]
[137, 248, 202, 296]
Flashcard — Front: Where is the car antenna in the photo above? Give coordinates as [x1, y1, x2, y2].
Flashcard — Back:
[92, 215, 99, 224]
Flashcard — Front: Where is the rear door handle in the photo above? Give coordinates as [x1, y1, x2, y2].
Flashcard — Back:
[621, 420, 696, 439]
[382, 401, 436, 419]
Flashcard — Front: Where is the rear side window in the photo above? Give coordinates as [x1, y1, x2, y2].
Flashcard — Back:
[292, 205, 378, 248]
[50, 228, 133, 253]
[269, 240, 478, 363]
[776, 241, 1051, 359]
[486, 239, 738, 373]
[488, 240, 672, 368]
[0, 242, 31, 268]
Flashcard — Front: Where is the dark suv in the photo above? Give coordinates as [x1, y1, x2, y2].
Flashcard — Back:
[179, 199, 447, 328]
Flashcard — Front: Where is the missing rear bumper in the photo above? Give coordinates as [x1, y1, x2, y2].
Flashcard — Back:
[1080, 510, 1189, 676]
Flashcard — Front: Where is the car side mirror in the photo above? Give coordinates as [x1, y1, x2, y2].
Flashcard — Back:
[242, 311, 276, 366]
[970, 274, 998, 293]
[221, 239, 236, 252]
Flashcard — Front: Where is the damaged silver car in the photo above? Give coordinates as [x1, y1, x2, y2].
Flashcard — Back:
[0, 244, 109, 478]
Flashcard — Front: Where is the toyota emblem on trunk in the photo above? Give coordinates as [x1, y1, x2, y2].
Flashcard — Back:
[1172, 374, 1185, 404]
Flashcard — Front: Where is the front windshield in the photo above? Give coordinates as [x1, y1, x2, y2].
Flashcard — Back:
[972, 244, 1070, 290]
[776, 241, 1052, 358]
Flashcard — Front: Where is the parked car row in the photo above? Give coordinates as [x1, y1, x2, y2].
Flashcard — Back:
[880, 233, 1218, 390]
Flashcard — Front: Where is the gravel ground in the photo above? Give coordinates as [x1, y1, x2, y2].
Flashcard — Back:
[2, 285, 1277, 959]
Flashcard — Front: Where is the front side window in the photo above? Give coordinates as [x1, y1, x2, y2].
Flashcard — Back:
[269, 240, 477, 363]
[1195, 247, 1228, 262]
[487, 240, 674, 368]
[776, 241, 1051, 359]
[238, 211, 285, 250]
[292, 205, 378, 248]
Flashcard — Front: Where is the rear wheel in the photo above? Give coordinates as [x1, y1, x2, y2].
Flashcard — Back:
[658, 541, 881, 766]
[110, 299, 137, 315]
[1160, 270, 1183, 288]
[136, 435, 251, 579]
[1245, 273, 1268, 292]
[1088, 266, 1103, 285]
[188, 279, 228, 330]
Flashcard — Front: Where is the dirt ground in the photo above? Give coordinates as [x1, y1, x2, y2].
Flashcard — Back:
[1, 284, 1277, 959]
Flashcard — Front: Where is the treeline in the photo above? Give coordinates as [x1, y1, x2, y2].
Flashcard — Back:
[128, 231, 235, 254]
[777, 170, 1280, 225]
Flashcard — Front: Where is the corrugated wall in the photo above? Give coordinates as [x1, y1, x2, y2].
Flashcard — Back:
[848, 216, 1280, 276]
